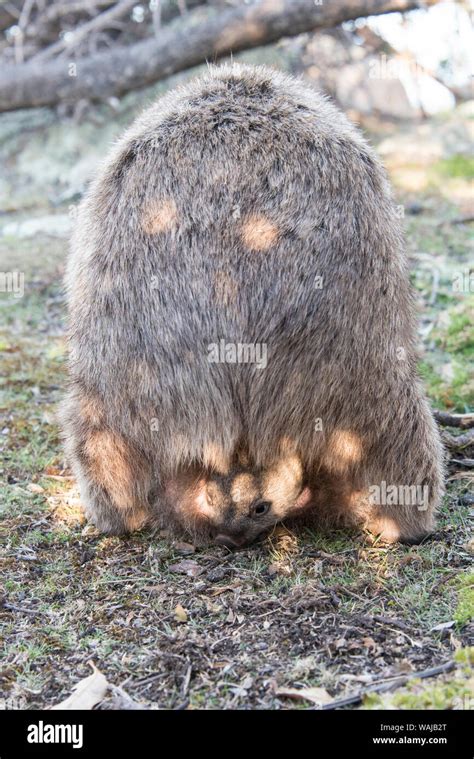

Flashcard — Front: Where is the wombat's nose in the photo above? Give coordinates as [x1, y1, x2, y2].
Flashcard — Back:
[214, 534, 243, 549]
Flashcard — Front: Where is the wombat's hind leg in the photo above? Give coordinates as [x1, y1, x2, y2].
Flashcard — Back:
[64, 399, 154, 534]
[364, 393, 444, 544]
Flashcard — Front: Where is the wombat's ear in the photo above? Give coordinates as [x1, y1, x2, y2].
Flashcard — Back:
[189, 478, 214, 518]
[165, 473, 213, 520]
[185, 477, 229, 520]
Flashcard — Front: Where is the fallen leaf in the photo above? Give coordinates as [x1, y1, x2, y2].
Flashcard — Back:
[51, 661, 108, 710]
[169, 560, 202, 577]
[142, 583, 166, 593]
[449, 632, 462, 651]
[174, 542, 195, 555]
[226, 608, 236, 624]
[270, 526, 299, 556]
[206, 567, 228, 582]
[44, 465, 63, 476]
[27, 483, 44, 493]
[317, 551, 346, 565]
[392, 660, 414, 675]
[431, 620, 456, 632]
[463, 538, 474, 555]
[209, 584, 236, 596]
[276, 686, 332, 707]
[268, 561, 292, 577]
[174, 604, 188, 623]
[105, 684, 148, 710]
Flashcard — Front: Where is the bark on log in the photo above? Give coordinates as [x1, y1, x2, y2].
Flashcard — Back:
[0, 0, 437, 112]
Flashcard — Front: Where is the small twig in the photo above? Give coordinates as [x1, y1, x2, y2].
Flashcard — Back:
[451, 459, 474, 469]
[129, 673, 162, 689]
[441, 215, 474, 226]
[31, 0, 137, 63]
[3, 601, 51, 617]
[429, 267, 440, 306]
[151, 0, 161, 34]
[108, 683, 147, 710]
[13, 0, 35, 62]
[182, 664, 192, 696]
[442, 429, 474, 449]
[434, 411, 474, 429]
[321, 661, 455, 710]
[371, 614, 412, 631]
[42, 1, 115, 25]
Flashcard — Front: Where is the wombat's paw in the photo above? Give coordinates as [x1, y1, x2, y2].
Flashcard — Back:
[366, 513, 435, 545]
[83, 507, 126, 536]
[84, 502, 149, 536]
[399, 532, 434, 546]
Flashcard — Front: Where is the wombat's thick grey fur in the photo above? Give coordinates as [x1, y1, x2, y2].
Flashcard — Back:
[62, 63, 444, 548]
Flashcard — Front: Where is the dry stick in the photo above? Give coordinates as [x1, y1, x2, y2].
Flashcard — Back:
[439, 215, 474, 226]
[3, 602, 52, 617]
[0, 1, 22, 32]
[41, 0, 203, 26]
[0, 0, 440, 112]
[451, 459, 474, 468]
[321, 661, 455, 710]
[442, 429, 474, 449]
[151, 0, 162, 34]
[370, 613, 411, 631]
[108, 683, 147, 710]
[433, 411, 474, 429]
[31, 0, 138, 62]
[43, 0, 116, 24]
[14, 0, 36, 63]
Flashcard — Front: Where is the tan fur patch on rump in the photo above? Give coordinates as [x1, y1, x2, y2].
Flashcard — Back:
[241, 214, 279, 251]
[142, 198, 178, 234]
[323, 430, 364, 474]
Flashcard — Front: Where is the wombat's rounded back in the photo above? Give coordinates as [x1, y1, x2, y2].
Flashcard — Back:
[67, 64, 414, 473]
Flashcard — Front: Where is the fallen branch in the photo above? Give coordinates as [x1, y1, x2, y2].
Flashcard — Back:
[434, 411, 474, 429]
[31, 0, 138, 63]
[321, 661, 456, 710]
[0, 1, 22, 32]
[0, 0, 438, 112]
[442, 429, 474, 450]
[439, 215, 474, 226]
[2, 601, 52, 617]
[450, 458, 474, 469]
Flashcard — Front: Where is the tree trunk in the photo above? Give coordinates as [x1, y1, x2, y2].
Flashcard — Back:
[0, 0, 438, 112]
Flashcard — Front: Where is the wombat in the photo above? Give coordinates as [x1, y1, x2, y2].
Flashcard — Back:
[62, 63, 444, 548]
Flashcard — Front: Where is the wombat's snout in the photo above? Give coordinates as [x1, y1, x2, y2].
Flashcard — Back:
[214, 533, 246, 549]
[213, 528, 266, 550]
[212, 500, 272, 549]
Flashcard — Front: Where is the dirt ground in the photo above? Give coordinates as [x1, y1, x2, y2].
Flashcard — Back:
[0, 67, 473, 710]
